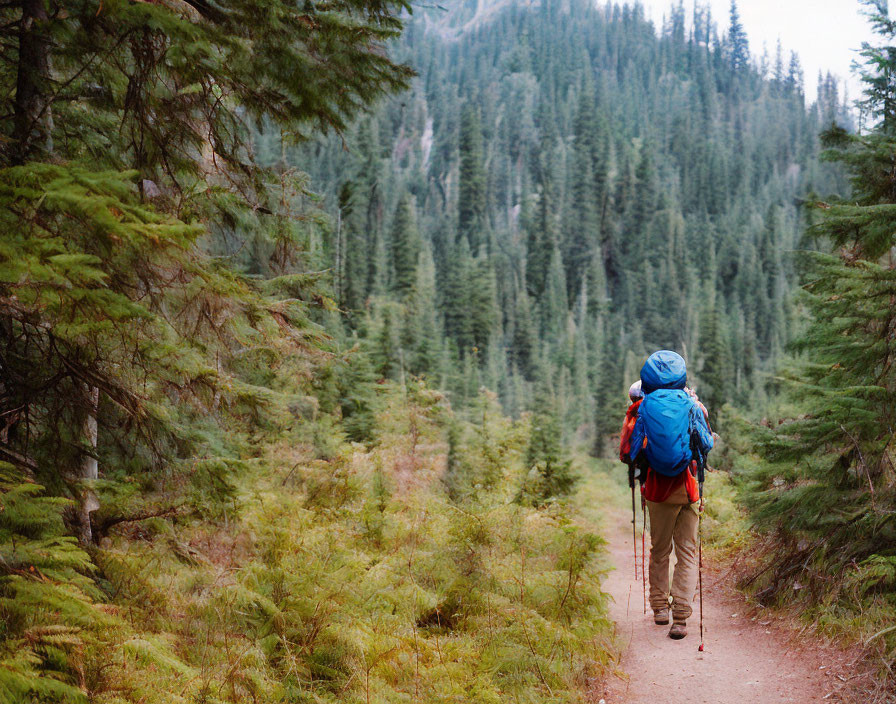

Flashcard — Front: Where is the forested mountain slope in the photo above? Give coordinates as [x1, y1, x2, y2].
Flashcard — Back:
[278, 0, 850, 445]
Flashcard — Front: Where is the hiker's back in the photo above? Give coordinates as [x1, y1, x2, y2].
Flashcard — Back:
[626, 349, 714, 640]
[639, 389, 694, 475]
[636, 350, 697, 476]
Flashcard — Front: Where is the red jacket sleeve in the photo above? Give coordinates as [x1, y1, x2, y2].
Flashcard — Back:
[619, 401, 641, 462]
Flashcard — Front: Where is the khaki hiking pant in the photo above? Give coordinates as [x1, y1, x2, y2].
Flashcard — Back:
[646, 499, 699, 623]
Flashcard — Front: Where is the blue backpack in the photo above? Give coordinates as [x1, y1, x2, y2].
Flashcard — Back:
[635, 350, 711, 477]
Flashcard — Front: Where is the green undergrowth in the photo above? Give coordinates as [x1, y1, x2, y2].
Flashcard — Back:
[712, 418, 896, 702]
[1, 385, 615, 703]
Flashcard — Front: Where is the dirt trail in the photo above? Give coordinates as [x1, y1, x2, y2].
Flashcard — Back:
[597, 506, 837, 704]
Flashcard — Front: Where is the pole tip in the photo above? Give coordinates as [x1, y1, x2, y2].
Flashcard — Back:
[698, 643, 704, 652]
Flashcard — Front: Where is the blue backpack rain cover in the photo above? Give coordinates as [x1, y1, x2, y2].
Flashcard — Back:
[638, 350, 695, 477]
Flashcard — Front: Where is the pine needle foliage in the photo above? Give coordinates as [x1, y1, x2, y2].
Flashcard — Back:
[0, 380, 612, 704]
[0, 464, 108, 702]
[519, 384, 578, 507]
[232, 384, 613, 704]
[745, 2, 896, 690]
[0, 0, 414, 519]
[1, 0, 414, 699]
[0, 160, 323, 506]
[0, 0, 413, 168]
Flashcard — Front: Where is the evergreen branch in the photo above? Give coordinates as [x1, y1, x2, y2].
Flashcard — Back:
[0, 445, 37, 473]
[92, 505, 184, 539]
[838, 424, 876, 506]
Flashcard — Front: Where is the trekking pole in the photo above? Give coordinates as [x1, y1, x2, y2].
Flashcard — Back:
[689, 420, 710, 652]
[641, 494, 647, 615]
[698, 484, 705, 652]
[628, 464, 638, 581]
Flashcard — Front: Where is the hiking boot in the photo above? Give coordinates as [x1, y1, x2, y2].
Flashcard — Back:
[653, 608, 670, 625]
[668, 622, 687, 640]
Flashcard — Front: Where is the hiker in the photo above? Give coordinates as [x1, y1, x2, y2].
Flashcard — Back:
[627, 350, 713, 640]
[619, 380, 644, 469]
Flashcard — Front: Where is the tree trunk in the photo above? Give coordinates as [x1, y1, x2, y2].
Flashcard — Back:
[12, 0, 53, 164]
[78, 385, 100, 544]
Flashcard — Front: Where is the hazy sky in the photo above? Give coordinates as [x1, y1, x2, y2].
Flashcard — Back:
[637, 0, 885, 103]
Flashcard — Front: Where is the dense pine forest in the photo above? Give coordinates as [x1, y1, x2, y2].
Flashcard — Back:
[281, 0, 851, 443]
[2, 0, 896, 702]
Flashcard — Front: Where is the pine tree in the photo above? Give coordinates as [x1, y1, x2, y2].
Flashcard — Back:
[358, 118, 387, 298]
[564, 86, 605, 301]
[458, 103, 488, 252]
[749, 7, 896, 669]
[374, 306, 402, 380]
[696, 301, 731, 414]
[727, 1, 750, 73]
[593, 317, 626, 456]
[340, 180, 369, 312]
[629, 149, 657, 263]
[443, 239, 475, 352]
[468, 255, 499, 357]
[406, 239, 442, 377]
[0, 0, 414, 542]
[519, 382, 577, 506]
[390, 191, 422, 296]
[526, 146, 558, 299]
[510, 293, 538, 381]
[338, 336, 380, 444]
[773, 39, 785, 89]
[541, 240, 569, 340]
[0, 1, 413, 693]
[786, 51, 804, 96]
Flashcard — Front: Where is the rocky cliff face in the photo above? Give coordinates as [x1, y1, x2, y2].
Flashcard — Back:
[421, 0, 551, 39]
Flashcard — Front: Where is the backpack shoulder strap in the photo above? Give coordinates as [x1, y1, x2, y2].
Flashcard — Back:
[687, 403, 707, 483]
